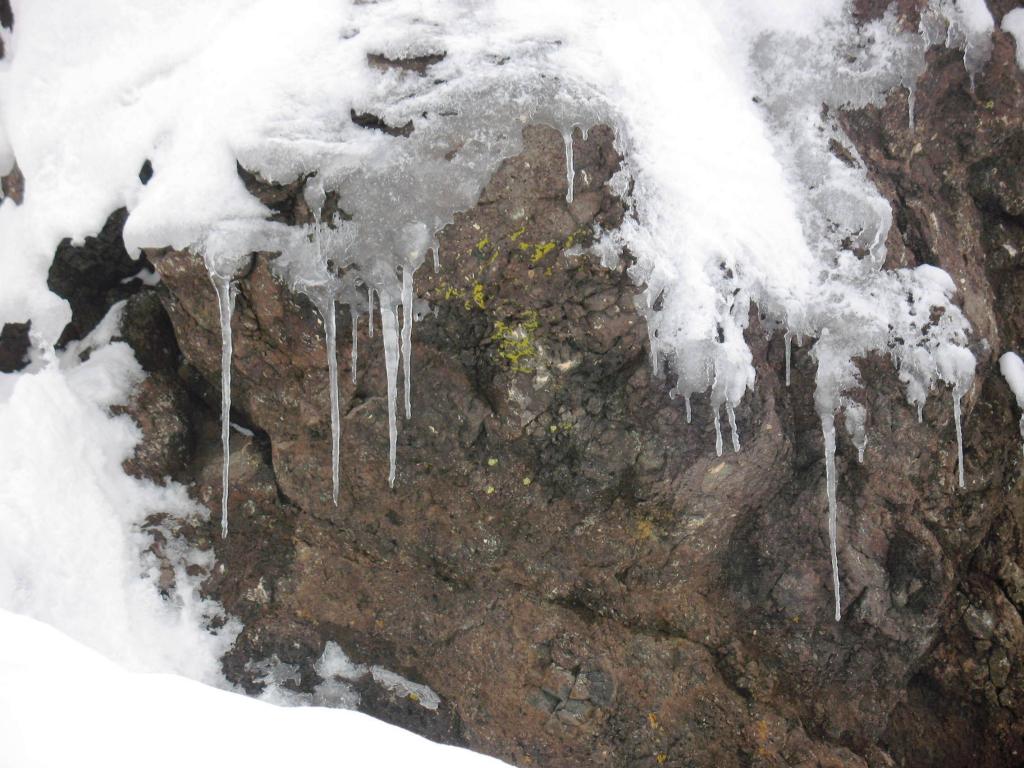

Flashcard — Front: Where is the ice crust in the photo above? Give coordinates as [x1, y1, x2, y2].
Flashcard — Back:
[250, 640, 441, 712]
[0, 0, 989, 618]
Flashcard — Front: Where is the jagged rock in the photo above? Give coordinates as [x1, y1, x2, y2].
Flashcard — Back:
[47, 207, 154, 347]
[0, 321, 29, 373]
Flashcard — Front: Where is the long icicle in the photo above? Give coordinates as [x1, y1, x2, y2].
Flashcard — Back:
[432, 236, 440, 273]
[380, 300, 400, 488]
[784, 331, 792, 387]
[211, 274, 235, 538]
[822, 414, 841, 621]
[350, 309, 359, 384]
[368, 286, 375, 337]
[713, 405, 723, 457]
[563, 129, 575, 204]
[954, 392, 965, 489]
[321, 299, 341, 506]
[726, 401, 740, 452]
[685, 395, 692, 424]
[400, 267, 413, 420]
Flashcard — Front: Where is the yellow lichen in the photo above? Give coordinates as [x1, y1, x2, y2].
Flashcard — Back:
[491, 309, 540, 373]
[440, 281, 466, 301]
[531, 241, 556, 263]
[635, 519, 654, 540]
[472, 282, 486, 309]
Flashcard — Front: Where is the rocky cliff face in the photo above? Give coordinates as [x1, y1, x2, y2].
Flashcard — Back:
[9, 2, 1024, 766]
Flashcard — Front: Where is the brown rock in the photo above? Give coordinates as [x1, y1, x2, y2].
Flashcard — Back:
[85, 14, 1024, 768]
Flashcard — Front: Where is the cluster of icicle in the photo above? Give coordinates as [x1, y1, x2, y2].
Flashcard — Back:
[593, 3, 985, 621]
[201, 70, 606, 540]
[199, 1, 987, 624]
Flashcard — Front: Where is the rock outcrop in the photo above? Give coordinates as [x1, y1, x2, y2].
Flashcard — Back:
[16, 3, 1024, 765]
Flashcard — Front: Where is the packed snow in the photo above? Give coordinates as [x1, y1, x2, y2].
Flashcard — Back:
[0, 4, 1001, 761]
[0, 309, 234, 679]
[0, 610, 507, 768]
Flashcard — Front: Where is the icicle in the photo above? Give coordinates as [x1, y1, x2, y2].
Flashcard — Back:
[953, 392, 965, 489]
[726, 401, 740, 453]
[400, 267, 413, 420]
[685, 395, 692, 424]
[713, 405, 723, 457]
[368, 287, 375, 337]
[350, 309, 359, 384]
[380, 301, 400, 488]
[432, 237, 440, 273]
[320, 299, 341, 506]
[563, 130, 575, 204]
[648, 322, 660, 376]
[1019, 415, 1024, 458]
[907, 83, 916, 132]
[822, 414, 841, 621]
[784, 331, 792, 387]
[917, 402, 924, 423]
[844, 401, 867, 465]
[211, 274, 235, 539]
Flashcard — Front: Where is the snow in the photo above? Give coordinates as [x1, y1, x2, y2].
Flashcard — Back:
[1003, 9, 1024, 71]
[1001, 352, 1024, 408]
[1000, 351, 1024, 453]
[0, 610, 507, 768]
[0, 313, 503, 764]
[0, 316, 234, 679]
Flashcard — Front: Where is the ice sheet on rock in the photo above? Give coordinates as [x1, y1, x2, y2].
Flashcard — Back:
[316, 641, 368, 682]
[371, 666, 441, 711]
[922, 0, 994, 90]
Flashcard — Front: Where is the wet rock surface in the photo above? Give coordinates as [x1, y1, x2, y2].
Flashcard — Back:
[38, 6, 1024, 765]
